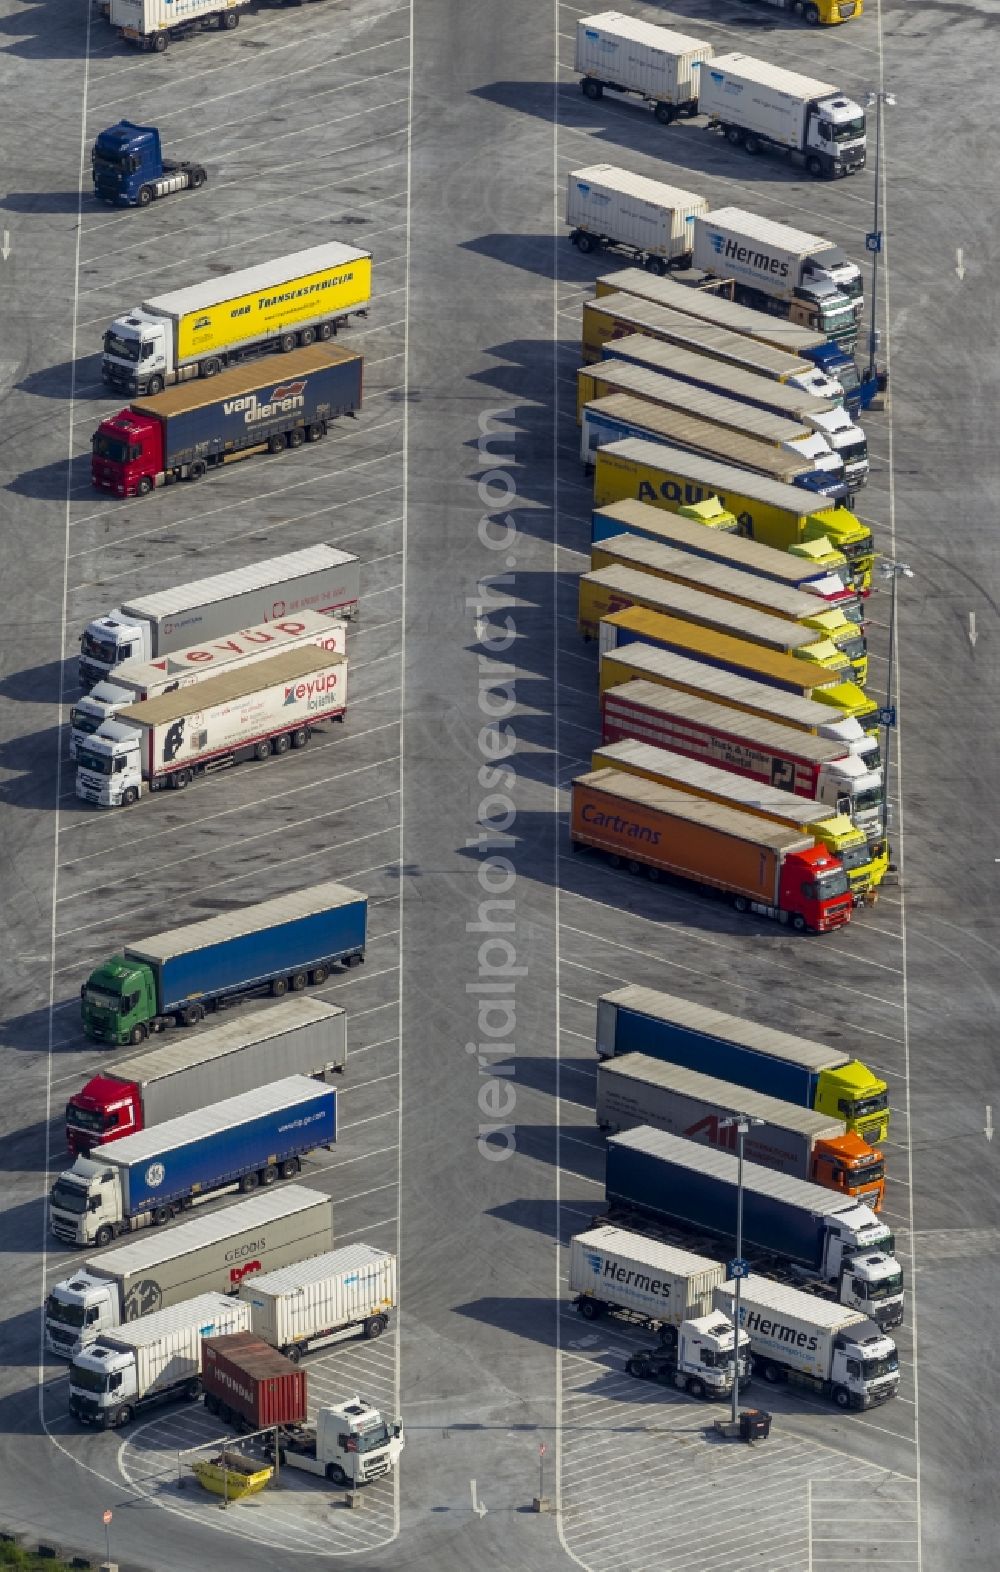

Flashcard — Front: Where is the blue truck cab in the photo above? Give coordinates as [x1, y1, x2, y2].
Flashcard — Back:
[92, 122, 206, 209]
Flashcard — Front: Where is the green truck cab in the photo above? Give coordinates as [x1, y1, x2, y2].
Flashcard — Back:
[81, 959, 158, 1047]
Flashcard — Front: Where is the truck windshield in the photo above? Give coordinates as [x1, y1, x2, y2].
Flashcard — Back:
[853, 789, 882, 818]
[76, 750, 113, 776]
[355, 1424, 392, 1453]
[66, 1101, 111, 1133]
[92, 433, 140, 464]
[70, 1366, 108, 1394]
[837, 635, 866, 663]
[863, 1350, 899, 1379]
[867, 1272, 903, 1301]
[104, 331, 140, 363]
[850, 1090, 889, 1118]
[82, 984, 122, 1010]
[70, 708, 101, 734]
[814, 868, 850, 899]
[46, 1295, 86, 1329]
[837, 435, 868, 466]
[821, 308, 857, 336]
[838, 844, 869, 873]
[835, 362, 861, 396]
[50, 1180, 88, 1214]
[81, 631, 120, 664]
[834, 117, 866, 142]
[850, 1161, 885, 1184]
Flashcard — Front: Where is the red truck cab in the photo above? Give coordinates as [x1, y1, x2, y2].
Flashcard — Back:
[781, 844, 852, 933]
[91, 410, 162, 498]
[65, 1074, 141, 1155]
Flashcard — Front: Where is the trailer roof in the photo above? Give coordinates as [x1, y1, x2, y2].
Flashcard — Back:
[126, 882, 366, 965]
[106, 997, 345, 1087]
[601, 984, 849, 1073]
[244, 1242, 392, 1296]
[608, 335, 835, 417]
[123, 543, 358, 621]
[702, 204, 835, 257]
[609, 1125, 854, 1212]
[587, 295, 807, 379]
[574, 768, 811, 853]
[586, 563, 824, 652]
[599, 435, 852, 515]
[585, 363, 812, 443]
[586, 394, 811, 481]
[109, 608, 337, 688]
[593, 499, 843, 585]
[99, 1293, 242, 1349]
[600, 606, 833, 688]
[602, 679, 848, 763]
[718, 1274, 869, 1328]
[82, 1186, 330, 1278]
[569, 163, 706, 211]
[592, 535, 830, 618]
[131, 343, 361, 418]
[573, 1224, 726, 1279]
[593, 739, 830, 825]
[93, 1077, 331, 1165]
[116, 645, 345, 728]
[577, 12, 712, 53]
[143, 242, 371, 319]
[602, 1052, 844, 1138]
[595, 269, 827, 354]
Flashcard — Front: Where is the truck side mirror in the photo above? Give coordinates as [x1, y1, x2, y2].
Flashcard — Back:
[88, 1197, 101, 1211]
[393, 1423, 402, 1438]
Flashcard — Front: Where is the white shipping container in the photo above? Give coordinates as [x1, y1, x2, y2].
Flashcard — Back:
[125, 544, 361, 638]
[570, 1226, 725, 1324]
[107, 610, 347, 704]
[111, 0, 247, 35]
[699, 54, 839, 147]
[104, 1293, 251, 1398]
[692, 209, 831, 304]
[575, 13, 712, 108]
[711, 1276, 866, 1380]
[242, 1244, 397, 1348]
[567, 166, 707, 260]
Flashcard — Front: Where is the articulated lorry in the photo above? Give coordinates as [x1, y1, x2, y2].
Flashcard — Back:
[593, 270, 862, 413]
[70, 609, 346, 761]
[570, 768, 852, 934]
[81, 881, 367, 1047]
[600, 680, 883, 847]
[596, 1053, 884, 1207]
[746, 0, 863, 24]
[582, 293, 841, 401]
[715, 1276, 898, 1412]
[76, 645, 348, 807]
[700, 57, 866, 180]
[573, 13, 712, 122]
[109, 0, 247, 51]
[102, 241, 371, 394]
[603, 335, 868, 485]
[49, 1077, 337, 1249]
[45, 1186, 333, 1356]
[91, 121, 206, 207]
[593, 437, 875, 589]
[566, 166, 706, 271]
[605, 1125, 904, 1326]
[69, 1293, 251, 1429]
[272, 1393, 404, 1486]
[78, 543, 360, 689]
[590, 499, 863, 621]
[581, 393, 848, 500]
[596, 984, 890, 1145]
[92, 345, 362, 498]
[67, 997, 347, 1155]
[241, 1243, 397, 1360]
[569, 1226, 751, 1399]
[591, 739, 886, 899]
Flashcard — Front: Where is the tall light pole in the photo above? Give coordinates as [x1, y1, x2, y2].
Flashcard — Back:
[879, 559, 913, 865]
[865, 90, 895, 385]
[719, 1114, 764, 1426]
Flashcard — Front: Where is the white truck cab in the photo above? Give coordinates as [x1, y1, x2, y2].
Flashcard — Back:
[68, 1343, 140, 1428]
[49, 1157, 124, 1249]
[79, 613, 150, 687]
[103, 308, 174, 397]
[69, 683, 141, 759]
[828, 1325, 900, 1407]
[75, 723, 143, 809]
[634, 1313, 751, 1399]
[809, 406, 869, 487]
[45, 1272, 119, 1357]
[814, 1210, 905, 1328]
[278, 1397, 404, 1486]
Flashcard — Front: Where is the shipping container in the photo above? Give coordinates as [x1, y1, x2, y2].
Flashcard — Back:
[574, 13, 712, 120]
[594, 269, 830, 359]
[581, 293, 818, 382]
[567, 166, 707, 267]
[203, 1332, 307, 1429]
[604, 333, 846, 425]
[569, 1225, 726, 1324]
[698, 59, 866, 178]
[242, 1243, 397, 1357]
[577, 360, 824, 446]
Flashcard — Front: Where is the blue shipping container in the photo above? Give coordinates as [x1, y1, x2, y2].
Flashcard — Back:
[115, 1077, 337, 1215]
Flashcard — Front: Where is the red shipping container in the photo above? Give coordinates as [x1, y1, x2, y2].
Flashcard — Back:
[202, 1332, 307, 1429]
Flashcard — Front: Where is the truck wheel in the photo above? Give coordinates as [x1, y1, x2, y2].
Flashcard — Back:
[646, 867, 661, 883]
[657, 1324, 678, 1351]
[260, 1165, 277, 1186]
[733, 895, 749, 914]
[254, 739, 271, 761]
[147, 372, 165, 394]
[137, 476, 154, 496]
[284, 1344, 302, 1364]
[744, 135, 761, 156]
[129, 1023, 147, 1046]
[220, 8, 239, 25]
[122, 786, 139, 807]
[137, 185, 154, 208]
[239, 1171, 259, 1193]
[95, 1225, 114, 1248]
[327, 1462, 349, 1486]
[725, 125, 743, 146]
[298, 326, 317, 347]
[190, 169, 205, 189]
[188, 460, 207, 481]
[290, 971, 308, 992]
[152, 1206, 170, 1226]
[181, 1004, 203, 1026]
[574, 232, 596, 255]
[186, 1378, 202, 1399]
[273, 733, 291, 755]
[291, 727, 309, 748]
[271, 977, 288, 997]
[286, 428, 305, 449]
[306, 423, 326, 442]
[201, 359, 221, 378]
[363, 1314, 388, 1340]
[170, 768, 191, 790]
[761, 1361, 782, 1384]
[686, 1377, 707, 1400]
[318, 321, 335, 341]
[791, 913, 808, 933]
[309, 965, 328, 985]
[577, 1299, 603, 1321]
[626, 860, 643, 876]
[625, 1357, 649, 1379]
[653, 102, 674, 125]
[644, 256, 667, 276]
[833, 1385, 851, 1409]
[278, 332, 297, 353]
[804, 3, 821, 22]
[115, 1405, 134, 1427]
[267, 434, 284, 454]
[279, 1157, 300, 1179]
[581, 78, 602, 101]
[806, 155, 824, 178]
[151, 33, 167, 52]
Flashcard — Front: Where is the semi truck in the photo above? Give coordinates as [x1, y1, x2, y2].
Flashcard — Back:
[49, 1077, 337, 1249]
[590, 500, 863, 621]
[582, 294, 841, 402]
[69, 609, 346, 761]
[566, 166, 707, 271]
[109, 0, 247, 51]
[593, 437, 876, 589]
[596, 1054, 884, 1207]
[573, 13, 712, 122]
[44, 1186, 333, 1356]
[66, 997, 348, 1155]
[604, 1126, 904, 1326]
[581, 394, 848, 500]
[80, 881, 368, 1047]
[569, 768, 852, 934]
[75, 645, 348, 807]
[273, 1396, 404, 1486]
[593, 269, 863, 414]
[600, 679, 884, 846]
[714, 1277, 898, 1412]
[580, 566, 862, 688]
[579, 366, 852, 490]
[102, 241, 371, 394]
[746, 0, 863, 25]
[590, 739, 886, 900]
[569, 1227, 751, 1399]
[78, 542, 360, 689]
[68, 1294, 251, 1430]
[699, 57, 866, 180]
[603, 335, 869, 485]
[91, 122, 206, 207]
[240, 1243, 397, 1360]
[596, 984, 890, 1145]
[92, 345, 362, 499]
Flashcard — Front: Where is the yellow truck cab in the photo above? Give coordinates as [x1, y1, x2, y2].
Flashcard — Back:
[815, 1060, 887, 1146]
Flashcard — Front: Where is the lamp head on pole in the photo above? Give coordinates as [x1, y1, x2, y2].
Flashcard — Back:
[879, 559, 914, 583]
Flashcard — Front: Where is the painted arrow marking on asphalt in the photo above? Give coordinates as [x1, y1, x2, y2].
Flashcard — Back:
[0, 232, 9, 261]
[956, 248, 966, 280]
[470, 1479, 488, 1518]
[969, 612, 977, 647]
[986, 1106, 993, 1142]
